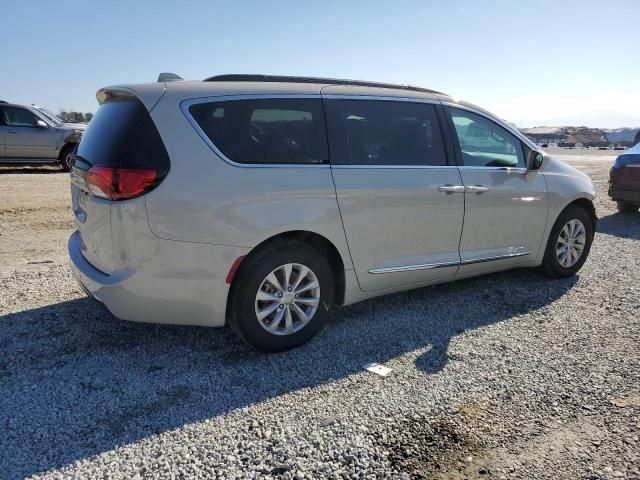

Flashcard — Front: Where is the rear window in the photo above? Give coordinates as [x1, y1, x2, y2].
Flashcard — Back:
[76, 96, 169, 171]
[188, 98, 329, 165]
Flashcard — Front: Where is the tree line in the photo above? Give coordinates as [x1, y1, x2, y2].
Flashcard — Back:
[58, 111, 94, 123]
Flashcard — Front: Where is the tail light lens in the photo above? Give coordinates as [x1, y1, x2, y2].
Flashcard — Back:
[85, 165, 158, 201]
[72, 95, 170, 201]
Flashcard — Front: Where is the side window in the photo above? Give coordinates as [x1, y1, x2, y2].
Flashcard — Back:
[448, 107, 525, 168]
[2, 106, 39, 127]
[188, 98, 328, 164]
[337, 100, 447, 166]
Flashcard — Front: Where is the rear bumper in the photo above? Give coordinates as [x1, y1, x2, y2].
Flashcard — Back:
[69, 230, 150, 322]
[68, 230, 248, 327]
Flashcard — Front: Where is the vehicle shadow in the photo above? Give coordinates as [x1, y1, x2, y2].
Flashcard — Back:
[597, 211, 640, 240]
[0, 165, 64, 174]
[1, 269, 577, 478]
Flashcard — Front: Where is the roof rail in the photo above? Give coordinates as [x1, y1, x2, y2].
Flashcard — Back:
[203, 74, 444, 95]
[157, 72, 183, 82]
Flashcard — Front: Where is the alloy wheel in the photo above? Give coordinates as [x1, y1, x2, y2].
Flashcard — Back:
[254, 263, 320, 336]
[556, 219, 586, 268]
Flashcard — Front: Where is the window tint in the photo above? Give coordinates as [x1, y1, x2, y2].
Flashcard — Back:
[76, 96, 170, 174]
[448, 108, 525, 168]
[2, 106, 39, 127]
[189, 99, 328, 164]
[336, 100, 446, 166]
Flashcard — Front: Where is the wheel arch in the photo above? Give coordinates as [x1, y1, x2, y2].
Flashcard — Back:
[58, 141, 77, 161]
[225, 230, 347, 321]
[537, 195, 597, 265]
[564, 197, 597, 239]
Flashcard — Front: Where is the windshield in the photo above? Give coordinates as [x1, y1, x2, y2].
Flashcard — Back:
[35, 107, 64, 126]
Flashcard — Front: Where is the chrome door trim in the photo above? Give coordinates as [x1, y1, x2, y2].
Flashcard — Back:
[458, 166, 528, 173]
[180, 94, 330, 169]
[368, 251, 530, 274]
[331, 164, 459, 170]
[438, 185, 466, 193]
[460, 251, 530, 265]
[464, 185, 489, 193]
[369, 260, 459, 274]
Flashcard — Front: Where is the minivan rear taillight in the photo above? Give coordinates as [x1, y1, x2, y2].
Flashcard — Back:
[72, 95, 170, 201]
[86, 166, 159, 200]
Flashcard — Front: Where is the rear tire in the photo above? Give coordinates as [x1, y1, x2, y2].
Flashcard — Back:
[540, 205, 594, 278]
[228, 240, 335, 352]
[59, 144, 75, 172]
[616, 201, 639, 214]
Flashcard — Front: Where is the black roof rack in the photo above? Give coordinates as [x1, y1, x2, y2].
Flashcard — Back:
[204, 74, 444, 96]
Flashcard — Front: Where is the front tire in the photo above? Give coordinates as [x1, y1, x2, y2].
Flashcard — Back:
[616, 201, 639, 214]
[228, 240, 335, 352]
[59, 144, 75, 172]
[540, 205, 594, 278]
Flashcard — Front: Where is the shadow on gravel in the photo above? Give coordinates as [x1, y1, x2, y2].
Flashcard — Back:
[0, 166, 64, 174]
[0, 269, 577, 478]
[597, 211, 640, 240]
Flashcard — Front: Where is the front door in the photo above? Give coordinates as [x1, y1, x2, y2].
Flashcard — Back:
[445, 106, 548, 275]
[0, 106, 56, 160]
[325, 96, 465, 292]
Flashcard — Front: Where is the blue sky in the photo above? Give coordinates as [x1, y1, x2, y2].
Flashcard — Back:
[1, 0, 638, 127]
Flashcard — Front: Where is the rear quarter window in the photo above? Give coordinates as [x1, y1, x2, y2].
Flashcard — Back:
[188, 98, 329, 165]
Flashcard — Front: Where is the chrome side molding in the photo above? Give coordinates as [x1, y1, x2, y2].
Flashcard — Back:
[369, 260, 460, 274]
[460, 251, 530, 265]
[368, 251, 530, 274]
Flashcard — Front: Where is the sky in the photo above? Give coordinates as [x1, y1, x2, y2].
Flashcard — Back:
[1, 0, 638, 128]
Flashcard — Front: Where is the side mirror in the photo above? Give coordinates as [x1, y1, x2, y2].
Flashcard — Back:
[35, 119, 48, 128]
[527, 150, 544, 170]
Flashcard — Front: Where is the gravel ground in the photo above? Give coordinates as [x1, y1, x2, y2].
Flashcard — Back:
[1, 150, 639, 480]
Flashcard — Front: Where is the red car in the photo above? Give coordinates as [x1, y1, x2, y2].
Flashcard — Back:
[609, 143, 640, 213]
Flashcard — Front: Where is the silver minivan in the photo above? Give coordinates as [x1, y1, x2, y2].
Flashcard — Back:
[68, 74, 596, 351]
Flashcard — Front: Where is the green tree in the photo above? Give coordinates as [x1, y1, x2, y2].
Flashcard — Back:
[84, 112, 94, 123]
[69, 112, 84, 123]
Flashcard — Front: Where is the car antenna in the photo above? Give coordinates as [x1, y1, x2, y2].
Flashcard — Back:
[157, 72, 183, 82]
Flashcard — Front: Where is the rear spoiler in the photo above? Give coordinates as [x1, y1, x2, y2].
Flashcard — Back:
[96, 84, 167, 111]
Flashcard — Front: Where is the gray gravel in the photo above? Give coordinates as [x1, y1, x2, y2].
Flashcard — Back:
[1, 151, 639, 479]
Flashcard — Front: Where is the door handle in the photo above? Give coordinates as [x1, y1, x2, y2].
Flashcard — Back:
[465, 185, 489, 193]
[438, 184, 465, 193]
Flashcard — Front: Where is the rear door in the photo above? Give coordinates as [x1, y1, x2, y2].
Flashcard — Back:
[325, 96, 464, 292]
[445, 106, 548, 274]
[0, 106, 56, 159]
